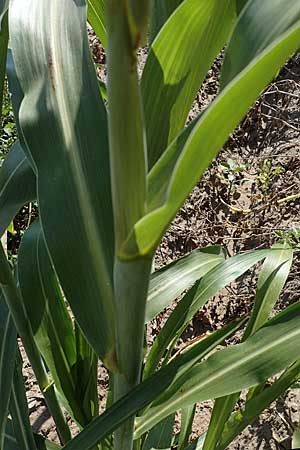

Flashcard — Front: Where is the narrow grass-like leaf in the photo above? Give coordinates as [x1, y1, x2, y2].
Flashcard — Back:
[142, 0, 236, 169]
[0, 292, 16, 450]
[203, 243, 293, 450]
[62, 320, 245, 450]
[144, 249, 271, 377]
[178, 405, 196, 449]
[73, 322, 99, 423]
[0, 243, 71, 443]
[135, 303, 300, 436]
[217, 360, 300, 450]
[146, 245, 225, 323]
[87, 0, 106, 48]
[0, 141, 36, 237]
[244, 243, 293, 339]
[10, 0, 116, 368]
[124, 4, 300, 257]
[9, 352, 38, 450]
[18, 220, 97, 426]
[62, 304, 300, 450]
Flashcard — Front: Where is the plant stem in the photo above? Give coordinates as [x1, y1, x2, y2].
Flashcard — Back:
[0, 243, 71, 444]
[113, 258, 152, 450]
[106, 1, 152, 448]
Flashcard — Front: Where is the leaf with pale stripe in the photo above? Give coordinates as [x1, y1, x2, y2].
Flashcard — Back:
[146, 245, 225, 323]
[144, 249, 271, 377]
[10, 0, 116, 368]
[124, 1, 300, 258]
[18, 220, 97, 426]
[135, 303, 300, 436]
[60, 304, 300, 450]
[203, 243, 293, 450]
[142, 0, 236, 169]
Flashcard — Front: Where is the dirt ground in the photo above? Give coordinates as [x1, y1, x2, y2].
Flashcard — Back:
[16, 32, 300, 449]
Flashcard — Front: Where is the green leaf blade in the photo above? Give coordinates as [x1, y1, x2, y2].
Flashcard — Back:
[146, 245, 225, 323]
[142, 0, 236, 169]
[10, 0, 116, 367]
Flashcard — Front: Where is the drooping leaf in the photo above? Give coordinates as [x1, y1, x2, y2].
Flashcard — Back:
[59, 319, 243, 450]
[145, 249, 271, 376]
[142, 0, 236, 169]
[203, 243, 293, 450]
[0, 141, 36, 237]
[10, 0, 116, 368]
[61, 304, 300, 450]
[221, 0, 300, 89]
[146, 245, 225, 323]
[0, 292, 17, 450]
[217, 359, 300, 450]
[135, 303, 300, 436]
[124, 2, 300, 258]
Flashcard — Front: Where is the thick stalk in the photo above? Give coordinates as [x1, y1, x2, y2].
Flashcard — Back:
[113, 258, 152, 450]
[107, 1, 150, 448]
[0, 243, 71, 443]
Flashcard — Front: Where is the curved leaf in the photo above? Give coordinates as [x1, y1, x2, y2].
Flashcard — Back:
[149, 0, 183, 44]
[142, 0, 236, 168]
[146, 245, 225, 323]
[61, 304, 300, 450]
[135, 303, 300, 436]
[10, 0, 116, 368]
[217, 360, 300, 450]
[62, 317, 245, 450]
[18, 220, 98, 426]
[144, 249, 271, 376]
[124, 2, 300, 258]
[244, 243, 293, 339]
[0, 141, 36, 237]
[221, 0, 300, 88]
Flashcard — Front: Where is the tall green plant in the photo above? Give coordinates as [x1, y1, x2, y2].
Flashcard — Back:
[0, 1, 300, 450]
